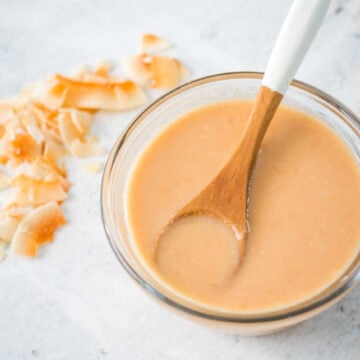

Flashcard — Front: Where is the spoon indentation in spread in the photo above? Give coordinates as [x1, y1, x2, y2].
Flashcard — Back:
[156, 215, 245, 288]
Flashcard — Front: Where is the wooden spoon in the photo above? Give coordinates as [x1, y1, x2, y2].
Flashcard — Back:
[157, 0, 331, 265]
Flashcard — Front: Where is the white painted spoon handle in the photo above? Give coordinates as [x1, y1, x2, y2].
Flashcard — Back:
[262, 0, 331, 94]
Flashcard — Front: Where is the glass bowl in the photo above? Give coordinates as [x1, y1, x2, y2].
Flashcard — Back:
[101, 72, 360, 335]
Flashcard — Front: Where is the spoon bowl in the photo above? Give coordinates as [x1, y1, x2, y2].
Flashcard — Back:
[156, 214, 244, 288]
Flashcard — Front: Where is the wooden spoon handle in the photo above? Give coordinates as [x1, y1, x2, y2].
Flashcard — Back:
[218, 86, 283, 184]
[210, 0, 331, 227]
[239, 86, 283, 164]
[262, 0, 331, 94]
[233, 0, 332, 172]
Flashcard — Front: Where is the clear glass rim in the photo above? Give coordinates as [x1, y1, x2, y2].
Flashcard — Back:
[101, 71, 360, 324]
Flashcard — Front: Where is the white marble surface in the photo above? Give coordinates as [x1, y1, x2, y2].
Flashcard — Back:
[0, 0, 360, 359]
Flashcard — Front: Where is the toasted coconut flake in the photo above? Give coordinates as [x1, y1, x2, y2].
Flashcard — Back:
[11, 202, 66, 257]
[140, 34, 171, 54]
[56, 75, 147, 110]
[29, 78, 69, 110]
[17, 107, 40, 127]
[0, 157, 8, 165]
[83, 162, 103, 173]
[29, 103, 59, 129]
[69, 110, 93, 134]
[30, 158, 58, 180]
[72, 62, 112, 81]
[72, 65, 91, 80]
[0, 172, 9, 190]
[57, 162, 67, 178]
[122, 54, 151, 85]
[0, 104, 15, 124]
[58, 112, 83, 152]
[24, 124, 44, 145]
[82, 74, 108, 85]
[0, 135, 10, 164]
[10, 133, 42, 164]
[44, 140, 67, 161]
[0, 103, 14, 116]
[0, 99, 24, 111]
[0, 216, 20, 243]
[43, 110, 60, 127]
[95, 61, 112, 77]
[14, 162, 31, 177]
[41, 112, 61, 136]
[150, 55, 189, 89]
[59, 176, 71, 192]
[41, 128, 62, 144]
[12, 174, 68, 206]
[56, 110, 104, 157]
[30, 74, 147, 111]
[0, 206, 33, 220]
[0, 125, 6, 139]
[26, 157, 65, 181]
[70, 139, 105, 157]
[27, 102, 53, 117]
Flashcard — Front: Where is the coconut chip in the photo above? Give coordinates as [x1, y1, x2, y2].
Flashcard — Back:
[73, 61, 112, 81]
[0, 206, 33, 220]
[0, 104, 15, 124]
[10, 133, 42, 165]
[95, 61, 112, 77]
[139, 34, 171, 54]
[122, 54, 151, 85]
[83, 162, 103, 174]
[11, 174, 68, 206]
[58, 111, 104, 156]
[10, 202, 66, 257]
[44, 140, 67, 162]
[26, 79, 69, 110]
[70, 138, 105, 157]
[0, 125, 6, 139]
[150, 55, 189, 89]
[122, 54, 189, 89]
[25, 156, 66, 182]
[58, 112, 84, 150]
[31, 74, 147, 111]
[69, 109, 94, 135]
[0, 216, 20, 243]
[0, 172, 9, 190]
[61, 75, 147, 110]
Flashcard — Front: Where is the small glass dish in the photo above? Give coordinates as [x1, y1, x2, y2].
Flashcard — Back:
[101, 72, 360, 335]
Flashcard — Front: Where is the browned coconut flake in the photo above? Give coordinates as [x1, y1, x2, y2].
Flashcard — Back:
[139, 34, 171, 54]
[30, 74, 148, 111]
[149, 55, 189, 89]
[122, 38, 189, 89]
[10, 202, 66, 257]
